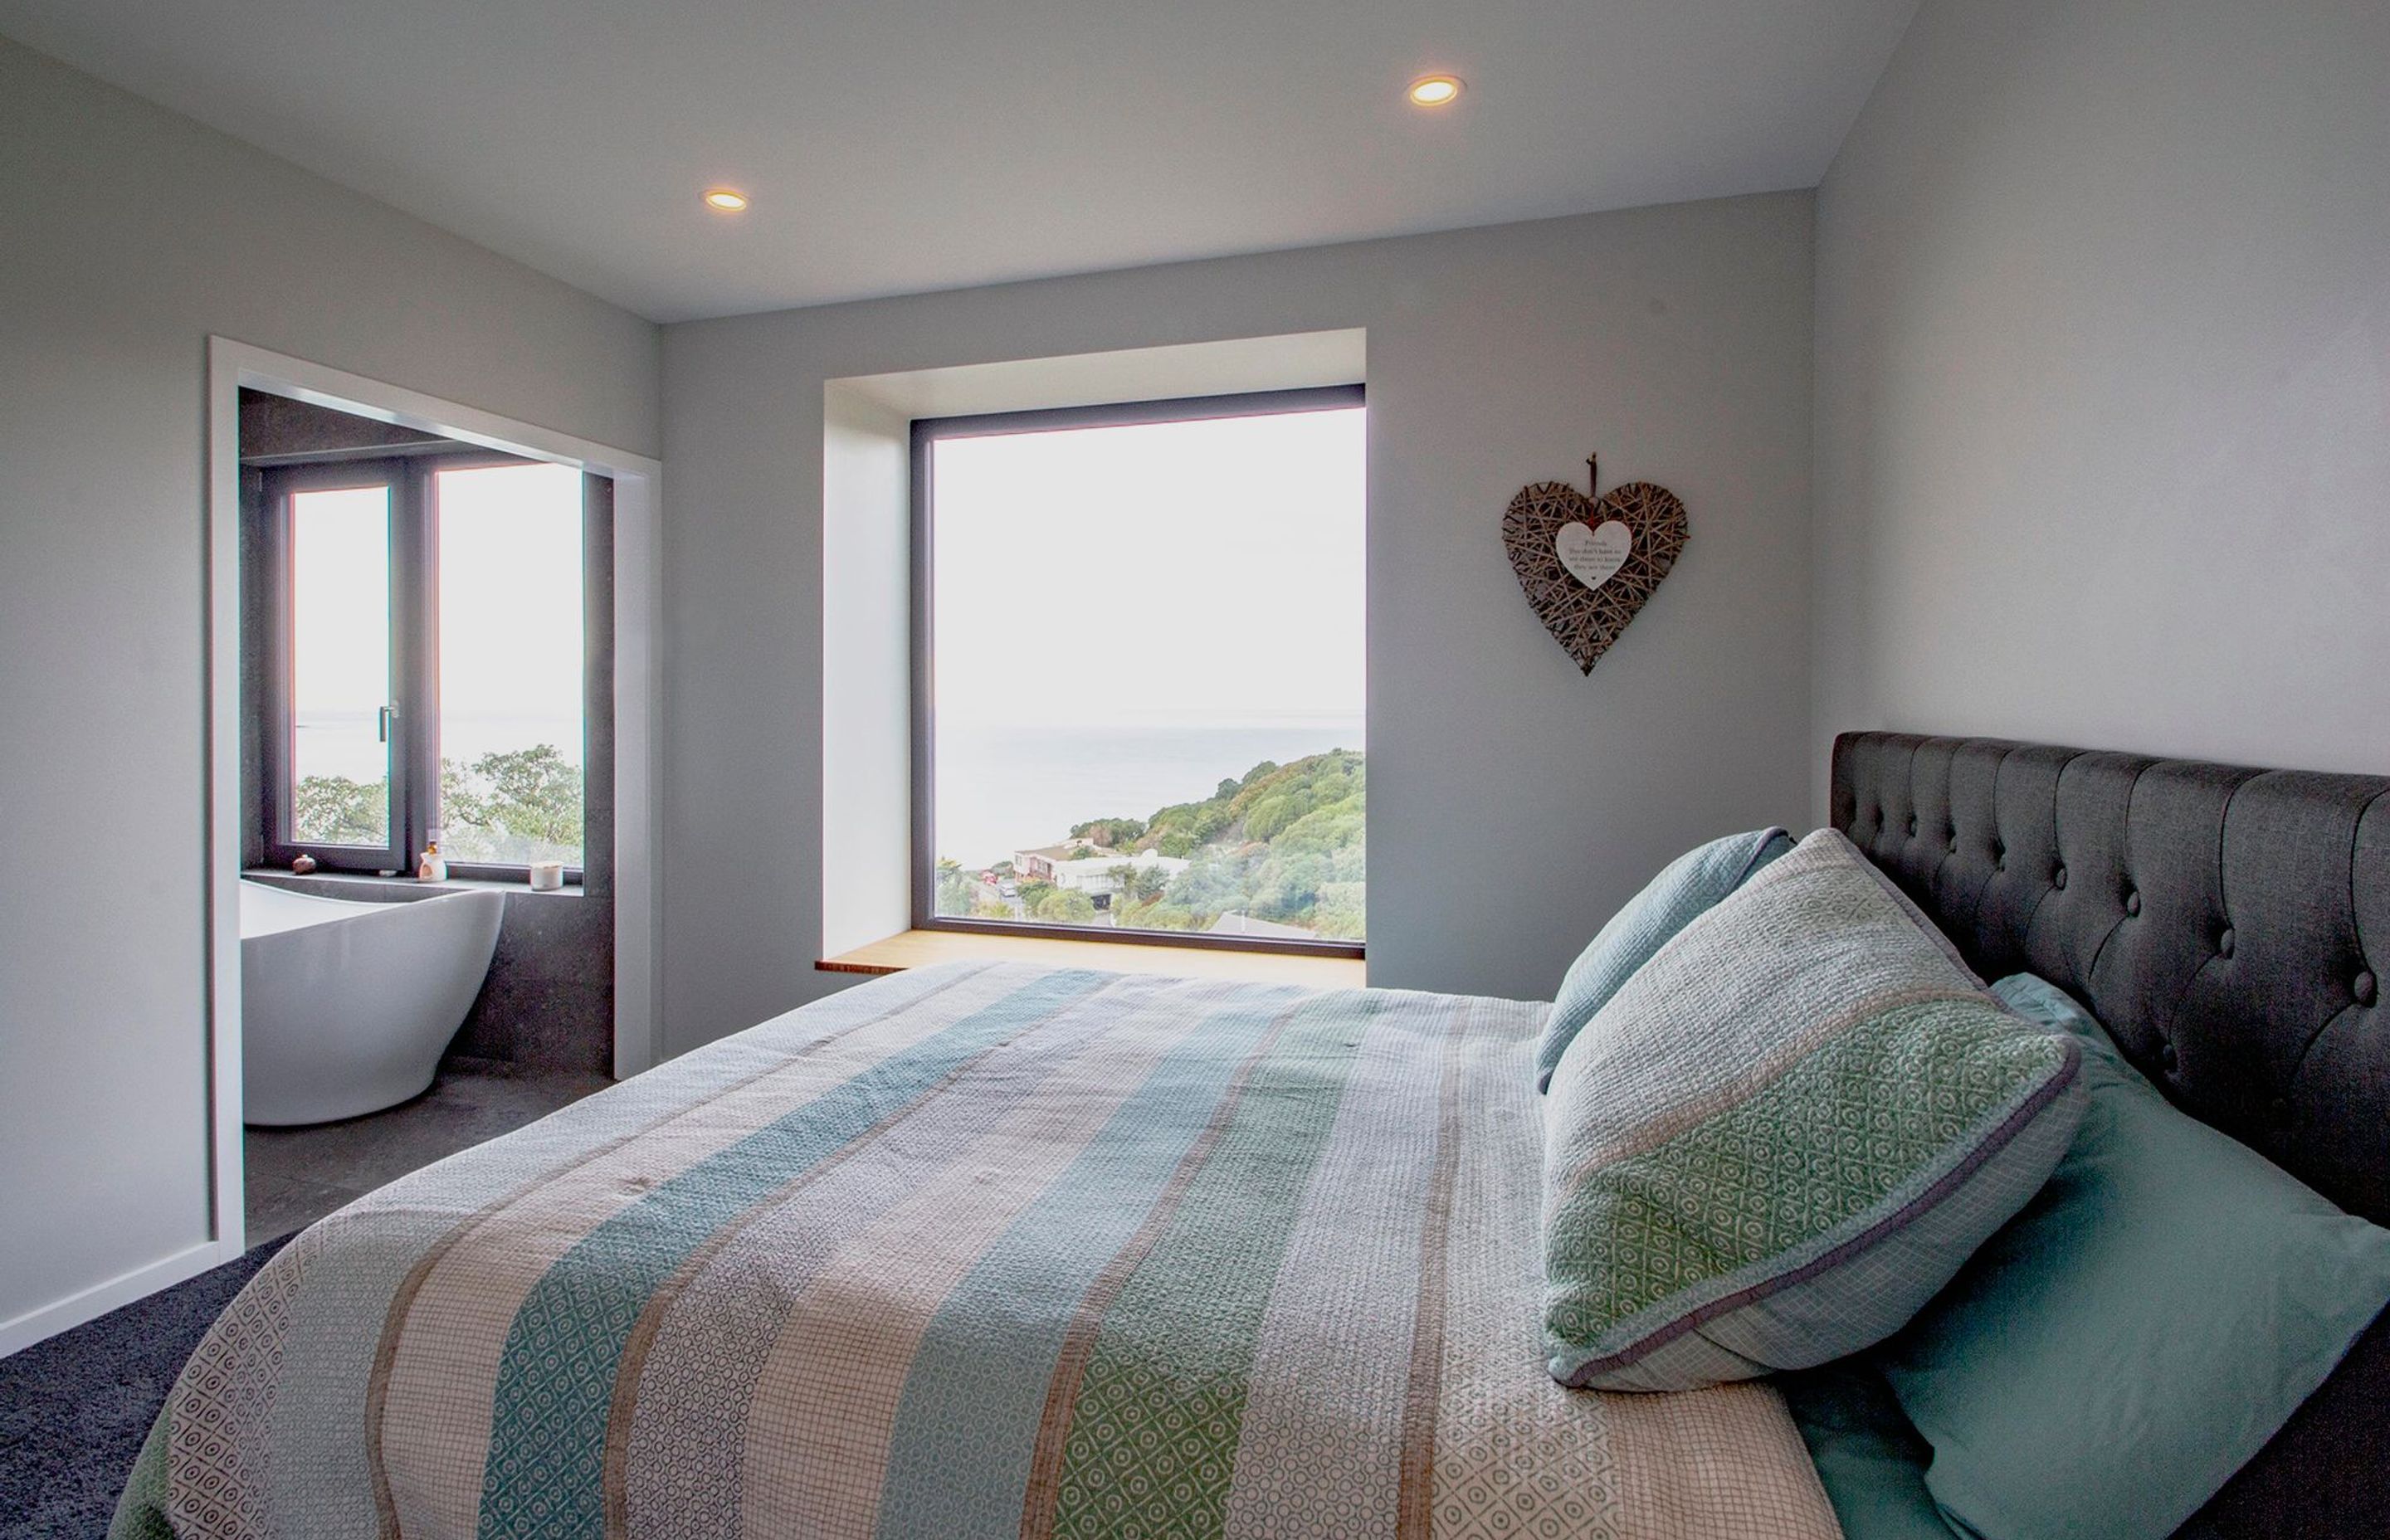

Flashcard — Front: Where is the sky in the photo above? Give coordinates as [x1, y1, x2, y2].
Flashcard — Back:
[290, 462, 584, 784]
[929, 407, 1366, 732]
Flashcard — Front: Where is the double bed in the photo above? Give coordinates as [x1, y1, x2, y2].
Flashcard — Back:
[116, 733, 2388, 1538]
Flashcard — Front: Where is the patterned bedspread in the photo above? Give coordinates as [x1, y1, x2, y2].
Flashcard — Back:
[115, 962, 1838, 1539]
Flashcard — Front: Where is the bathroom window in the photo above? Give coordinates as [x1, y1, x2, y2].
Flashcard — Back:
[432, 464, 588, 870]
[256, 455, 590, 877]
[286, 480, 398, 851]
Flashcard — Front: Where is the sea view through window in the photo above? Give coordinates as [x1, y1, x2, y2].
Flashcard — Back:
[924, 392, 1365, 943]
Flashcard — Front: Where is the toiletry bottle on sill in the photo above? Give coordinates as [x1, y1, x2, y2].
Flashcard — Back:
[417, 835, 447, 884]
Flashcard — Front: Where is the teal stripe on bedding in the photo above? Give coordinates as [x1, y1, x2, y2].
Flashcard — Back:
[871, 990, 1308, 1540]
[1047, 991, 1381, 1538]
[279, 963, 982, 1540]
[472, 967, 1111, 1540]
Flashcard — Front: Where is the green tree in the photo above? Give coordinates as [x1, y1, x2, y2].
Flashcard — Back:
[1112, 863, 1168, 904]
[1070, 816, 1146, 848]
[1165, 846, 1258, 919]
[1119, 900, 1197, 932]
[1034, 887, 1097, 924]
[934, 858, 980, 917]
[293, 774, 388, 846]
[1243, 793, 1302, 841]
[440, 743, 583, 864]
[1312, 882, 1366, 940]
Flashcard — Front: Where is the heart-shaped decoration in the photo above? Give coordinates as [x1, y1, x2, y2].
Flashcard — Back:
[1554, 519, 1633, 590]
[1502, 456, 1689, 675]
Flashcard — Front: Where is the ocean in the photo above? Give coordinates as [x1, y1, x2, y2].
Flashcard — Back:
[294, 709, 584, 782]
[933, 719, 1363, 870]
[300, 712, 1362, 874]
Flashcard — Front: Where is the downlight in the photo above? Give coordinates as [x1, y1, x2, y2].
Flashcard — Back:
[1407, 75, 1464, 108]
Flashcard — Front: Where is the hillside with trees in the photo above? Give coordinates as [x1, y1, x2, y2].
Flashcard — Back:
[939, 748, 1364, 940]
[290, 745, 583, 865]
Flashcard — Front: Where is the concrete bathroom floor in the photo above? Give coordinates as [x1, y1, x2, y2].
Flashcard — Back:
[243, 1058, 612, 1243]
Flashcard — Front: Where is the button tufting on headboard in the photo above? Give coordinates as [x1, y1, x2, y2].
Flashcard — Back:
[1832, 732, 2390, 1226]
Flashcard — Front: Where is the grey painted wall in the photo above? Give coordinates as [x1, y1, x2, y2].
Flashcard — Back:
[1812, 0, 2390, 807]
[0, 35, 657, 1334]
[661, 192, 1816, 1055]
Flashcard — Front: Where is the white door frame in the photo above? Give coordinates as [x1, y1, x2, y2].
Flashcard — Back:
[203, 337, 664, 1260]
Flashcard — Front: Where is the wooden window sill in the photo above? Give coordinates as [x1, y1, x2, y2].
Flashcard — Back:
[818, 929, 1365, 988]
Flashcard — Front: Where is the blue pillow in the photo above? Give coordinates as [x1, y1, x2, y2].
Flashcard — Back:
[1534, 826, 1791, 1090]
[1778, 1361, 1955, 1540]
[1876, 972, 2390, 1540]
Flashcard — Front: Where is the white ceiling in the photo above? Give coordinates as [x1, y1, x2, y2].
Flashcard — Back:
[0, 0, 1918, 323]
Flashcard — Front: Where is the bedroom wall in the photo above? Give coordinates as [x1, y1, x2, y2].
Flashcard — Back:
[0, 35, 659, 1343]
[661, 192, 1815, 1055]
[1812, 0, 2390, 803]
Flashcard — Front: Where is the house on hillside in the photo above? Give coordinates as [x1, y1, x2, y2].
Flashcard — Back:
[1012, 838, 1105, 883]
[1015, 841, 1189, 902]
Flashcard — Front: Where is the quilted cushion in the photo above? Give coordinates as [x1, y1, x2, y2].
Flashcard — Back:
[1534, 826, 1794, 1091]
[1541, 829, 2088, 1391]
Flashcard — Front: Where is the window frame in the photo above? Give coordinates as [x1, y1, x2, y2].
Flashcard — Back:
[253, 449, 591, 880]
[909, 385, 1366, 958]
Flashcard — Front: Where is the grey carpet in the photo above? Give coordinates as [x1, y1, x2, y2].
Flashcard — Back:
[0, 1237, 288, 1540]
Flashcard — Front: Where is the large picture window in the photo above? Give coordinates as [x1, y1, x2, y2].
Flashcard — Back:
[256, 455, 591, 876]
[914, 387, 1365, 951]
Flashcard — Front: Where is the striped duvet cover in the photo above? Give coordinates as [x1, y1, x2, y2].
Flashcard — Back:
[115, 962, 1838, 1539]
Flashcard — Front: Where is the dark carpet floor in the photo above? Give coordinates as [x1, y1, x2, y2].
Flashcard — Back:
[0, 1238, 288, 1540]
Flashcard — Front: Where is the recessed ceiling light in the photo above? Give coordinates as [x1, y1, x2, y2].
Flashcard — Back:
[1407, 74, 1464, 108]
[702, 187, 750, 213]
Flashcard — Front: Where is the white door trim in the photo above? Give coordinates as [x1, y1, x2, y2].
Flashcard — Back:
[203, 338, 665, 1265]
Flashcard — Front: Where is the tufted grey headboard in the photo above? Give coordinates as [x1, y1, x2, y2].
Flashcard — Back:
[1832, 732, 2390, 1538]
[1832, 731, 2389, 1224]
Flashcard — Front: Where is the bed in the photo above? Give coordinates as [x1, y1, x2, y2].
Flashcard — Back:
[115, 966, 1835, 1540]
[114, 731, 2388, 1538]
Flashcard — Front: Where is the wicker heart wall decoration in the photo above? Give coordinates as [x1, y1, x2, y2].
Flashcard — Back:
[1502, 455, 1689, 675]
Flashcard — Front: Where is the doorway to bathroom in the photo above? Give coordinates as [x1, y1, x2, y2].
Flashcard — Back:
[205, 341, 661, 1260]
[235, 392, 619, 1240]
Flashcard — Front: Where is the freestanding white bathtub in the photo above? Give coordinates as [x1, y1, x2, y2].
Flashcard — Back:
[240, 880, 505, 1126]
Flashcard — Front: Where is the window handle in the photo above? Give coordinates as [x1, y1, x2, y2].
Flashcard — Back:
[378, 703, 400, 743]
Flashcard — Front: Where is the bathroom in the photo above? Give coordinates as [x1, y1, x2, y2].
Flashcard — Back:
[236, 390, 617, 1241]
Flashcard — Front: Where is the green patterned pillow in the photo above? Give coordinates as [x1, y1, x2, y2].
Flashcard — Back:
[1541, 829, 2087, 1391]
